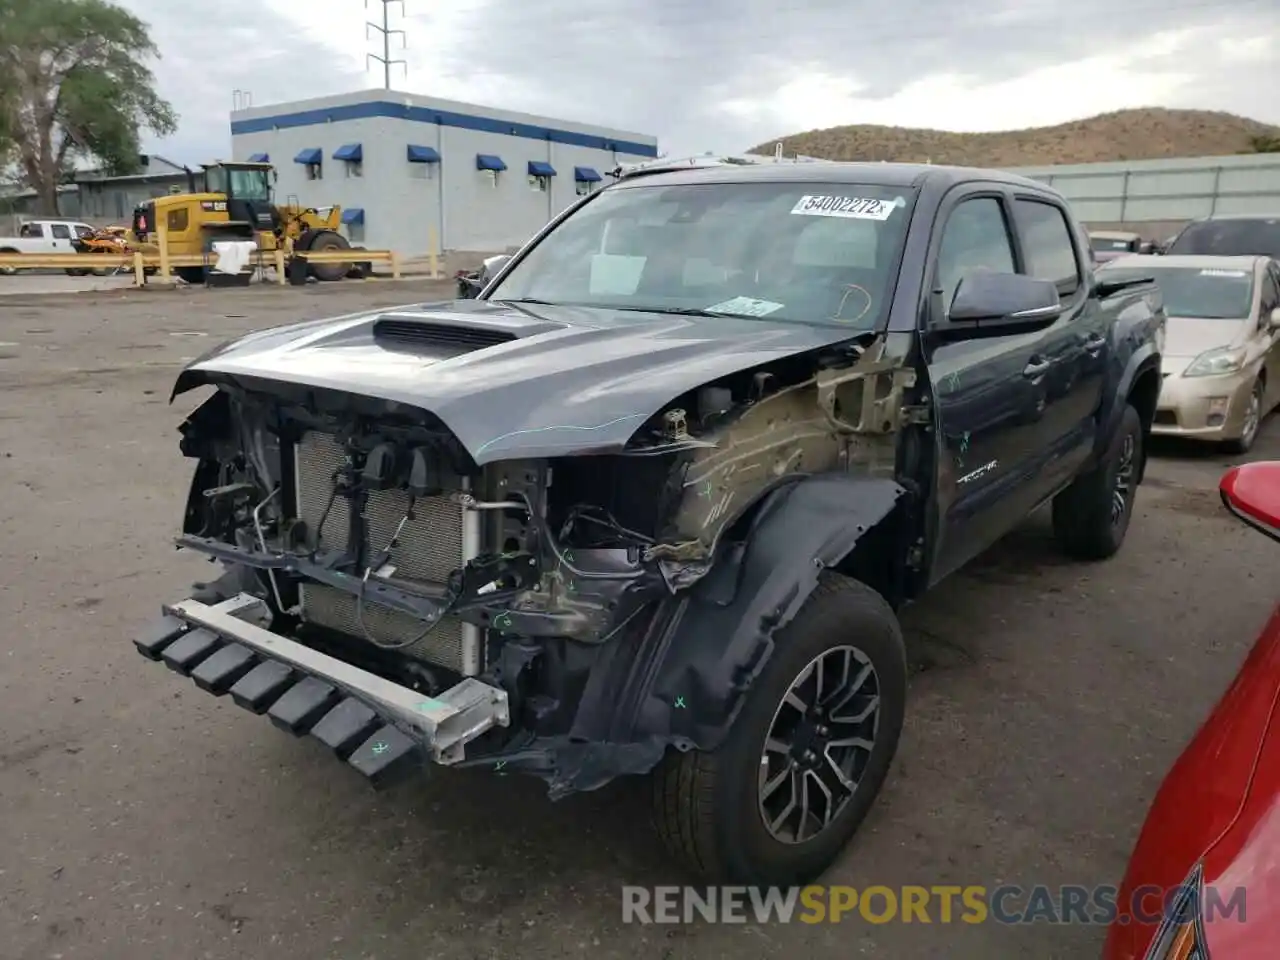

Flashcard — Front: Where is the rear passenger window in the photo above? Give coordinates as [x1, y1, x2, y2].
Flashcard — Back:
[936, 197, 1016, 309]
[1014, 199, 1081, 295]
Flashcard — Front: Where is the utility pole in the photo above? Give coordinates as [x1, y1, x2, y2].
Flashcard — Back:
[366, 0, 407, 89]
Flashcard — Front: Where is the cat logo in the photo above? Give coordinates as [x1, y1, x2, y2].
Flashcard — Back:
[199, 201, 228, 212]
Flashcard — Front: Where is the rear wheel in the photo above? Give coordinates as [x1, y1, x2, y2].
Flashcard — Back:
[1052, 403, 1142, 560]
[650, 574, 907, 885]
[0, 248, 20, 275]
[303, 230, 351, 282]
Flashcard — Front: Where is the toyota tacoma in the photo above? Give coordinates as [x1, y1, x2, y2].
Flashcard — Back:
[134, 159, 1165, 885]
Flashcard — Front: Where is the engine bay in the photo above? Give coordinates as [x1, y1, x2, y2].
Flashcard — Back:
[175, 333, 913, 703]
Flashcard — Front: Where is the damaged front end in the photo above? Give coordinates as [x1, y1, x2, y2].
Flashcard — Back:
[137, 334, 915, 796]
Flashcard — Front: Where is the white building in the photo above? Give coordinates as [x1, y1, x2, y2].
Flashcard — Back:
[229, 89, 658, 257]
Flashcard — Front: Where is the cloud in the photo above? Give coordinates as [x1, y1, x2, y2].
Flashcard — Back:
[115, 0, 1279, 162]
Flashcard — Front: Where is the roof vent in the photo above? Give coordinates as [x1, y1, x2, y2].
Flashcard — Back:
[372, 318, 516, 351]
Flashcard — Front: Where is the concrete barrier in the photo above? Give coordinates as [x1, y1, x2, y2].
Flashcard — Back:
[0, 248, 401, 285]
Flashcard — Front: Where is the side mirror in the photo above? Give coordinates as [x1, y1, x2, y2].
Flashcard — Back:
[1220, 462, 1280, 542]
[1138, 242, 1156, 255]
[933, 272, 1062, 339]
[1270, 306, 1280, 331]
[480, 254, 512, 283]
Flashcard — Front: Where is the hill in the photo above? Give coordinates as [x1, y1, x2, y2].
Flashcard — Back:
[748, 108, 1280, 167]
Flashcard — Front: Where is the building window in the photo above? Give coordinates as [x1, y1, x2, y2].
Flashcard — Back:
[306, 161, 322, 181]
[573, 166, 602, 197]
[344, 161, 363, 178]
[476, 153, 507, 187]
[407, 144, 440, 180]
[527, 160, 556, 194]
[348, 222, 365, 244]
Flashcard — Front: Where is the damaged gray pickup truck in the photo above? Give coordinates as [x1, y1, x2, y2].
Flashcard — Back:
[134, 159, 1165, 885]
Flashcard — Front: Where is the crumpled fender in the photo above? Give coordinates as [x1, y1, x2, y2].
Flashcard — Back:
[457, 473, 906, 799]
[594, 474, 905, 753]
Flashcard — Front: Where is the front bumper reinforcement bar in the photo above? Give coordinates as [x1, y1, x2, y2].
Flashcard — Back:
[133, 593, 510, 785]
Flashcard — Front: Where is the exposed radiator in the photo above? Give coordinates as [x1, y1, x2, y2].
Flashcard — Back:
[292, 430, 483, 675]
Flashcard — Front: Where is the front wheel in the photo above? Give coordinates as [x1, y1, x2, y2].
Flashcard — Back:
[1051, 402, 1142, 560]
[650, 574, 907, 885]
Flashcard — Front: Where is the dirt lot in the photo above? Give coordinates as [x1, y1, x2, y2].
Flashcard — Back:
[1, 281, 1276, 960]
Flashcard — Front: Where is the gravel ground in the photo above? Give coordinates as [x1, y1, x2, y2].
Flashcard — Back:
[1, 281, 1276, 960]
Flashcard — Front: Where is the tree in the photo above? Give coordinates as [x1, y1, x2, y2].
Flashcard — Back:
[1248, 134, 1280, 154]
[0, 0, 177, 213]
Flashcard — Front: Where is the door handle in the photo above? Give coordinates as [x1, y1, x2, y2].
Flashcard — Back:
[1023, 357, 1052, 378]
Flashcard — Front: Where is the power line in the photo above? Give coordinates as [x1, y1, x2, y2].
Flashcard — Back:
[366, 0, 408, 89]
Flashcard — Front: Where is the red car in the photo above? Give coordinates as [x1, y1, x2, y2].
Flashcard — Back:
[1105, 460, 1280, 959]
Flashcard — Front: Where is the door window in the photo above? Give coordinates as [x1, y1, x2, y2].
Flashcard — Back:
[1260, 266, 1279, 325]
[51, 224, 71, 240]
[1014, 199, 1082, 295]
[936, 197, 1016, 309]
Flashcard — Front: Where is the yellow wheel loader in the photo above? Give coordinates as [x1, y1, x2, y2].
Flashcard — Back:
[129, 161, 354, 283]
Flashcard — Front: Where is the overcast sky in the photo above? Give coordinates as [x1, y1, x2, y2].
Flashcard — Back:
[117, 0, 1279, 164]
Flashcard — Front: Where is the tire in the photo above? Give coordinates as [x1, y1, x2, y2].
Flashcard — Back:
[650, 573, 907, 885]
[1222, 378, 1265, 455]
[65, 268, 90, 276]
[0, 248, 20, 276]
[304, 230, 351, 282]
[1051, 403, 1142, 561]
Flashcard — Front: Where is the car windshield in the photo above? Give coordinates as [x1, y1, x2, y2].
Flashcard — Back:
[1091, 236, 1136, 252]
[485, 180, 917, 329]
[1102, 265, 1255, 319]
[1167, 219, 1280, 258]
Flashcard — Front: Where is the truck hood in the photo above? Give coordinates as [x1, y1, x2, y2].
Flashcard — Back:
[172, 298, 865, 465]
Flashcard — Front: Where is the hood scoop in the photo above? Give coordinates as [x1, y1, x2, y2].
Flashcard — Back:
[372, 316, 518, 352]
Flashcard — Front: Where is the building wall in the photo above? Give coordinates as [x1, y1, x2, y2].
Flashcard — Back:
[230, 89, 658, 256]
[1005, 153, 1280, 227]
[76, 175, 191, 222]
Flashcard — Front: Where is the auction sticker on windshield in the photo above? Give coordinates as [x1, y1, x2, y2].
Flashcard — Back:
[1200, 269, 1249, 278]
[791, 195, 896, 220]
[706, 296, 785, 317]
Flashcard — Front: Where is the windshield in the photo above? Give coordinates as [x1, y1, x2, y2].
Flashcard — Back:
[1167, 219, 1280, 258]
[1091, 236, 1136, 252]
[486, 180, 916, 328]
[1102, 265, 1255, 319]
[204, 166, 270, 202]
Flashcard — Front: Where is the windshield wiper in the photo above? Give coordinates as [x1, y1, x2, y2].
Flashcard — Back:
[606, 305, 734, 318]
[489, 297, 560, 306]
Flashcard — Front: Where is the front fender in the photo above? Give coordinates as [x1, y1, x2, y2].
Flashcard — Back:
[623, 473, 906, 751]
[469, 473, 906, 798]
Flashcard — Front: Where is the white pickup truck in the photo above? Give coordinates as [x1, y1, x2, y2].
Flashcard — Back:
[0, 218, 98, 275]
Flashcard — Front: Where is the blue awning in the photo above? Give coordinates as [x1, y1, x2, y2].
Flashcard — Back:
[341, 208, 364, 225]
[247, 152, 269, 163]
[527, 160, 557, 177]
[573, 166, 602, 182]
[333, 143, 362, 162]
[476, 153, 507, 172]
[407, 144, 440, 163]
[293, 147, 322, 165]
